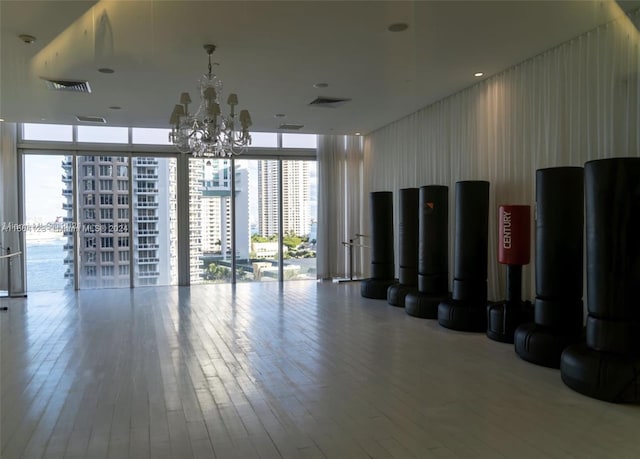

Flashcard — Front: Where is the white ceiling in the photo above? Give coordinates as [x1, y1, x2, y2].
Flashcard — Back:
[1, 0, 639, 136]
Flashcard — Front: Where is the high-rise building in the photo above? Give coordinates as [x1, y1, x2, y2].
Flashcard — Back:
[258, 161, 310, 237]
[201, 160, 250, 260]
[188, 159, 204, 282]
[62, 156, 178, 288]
[257, 160, 279, 237]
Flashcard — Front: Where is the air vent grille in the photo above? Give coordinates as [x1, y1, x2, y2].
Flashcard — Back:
[279, 124, 304, 130]
[309, 96, 351, 108]
[42, 78, 92, 93]
[76, 115, 106, 123]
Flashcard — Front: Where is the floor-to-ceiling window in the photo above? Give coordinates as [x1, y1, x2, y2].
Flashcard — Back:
[21, 125, 179, 290]
[189, 157, 234, 284]
[72, 154, 178, 289]
[131, 156, 178, 286]
[23, 153, 71, 292]
[236, 158, 280, 282]
[19, 124, 316, 288]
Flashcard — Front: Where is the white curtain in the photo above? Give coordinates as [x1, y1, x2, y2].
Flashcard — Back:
[363, 9, 640, 300]
[0, 123, 26, 296]
[317, 135, 364, 279]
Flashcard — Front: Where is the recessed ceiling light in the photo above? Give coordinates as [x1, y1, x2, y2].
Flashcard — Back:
[388, 23, 409, 32]
[0, 118, 5, 122]
[98, 68, 115, 74]
[474, 72, 484, 77]
[355, 132, 361, 136]
[274, 113, 286, 118]
[108, 106, 121, 110]
[18, 34, 36, 44]
[313, 82, 329, 88]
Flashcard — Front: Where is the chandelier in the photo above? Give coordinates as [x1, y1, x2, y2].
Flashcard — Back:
[169, 44, 252, 157]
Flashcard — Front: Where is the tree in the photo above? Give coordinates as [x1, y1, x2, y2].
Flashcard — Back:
[205, 262, 230, 281]
[251, 233, 269, 243]
[283, 231, 302, 250]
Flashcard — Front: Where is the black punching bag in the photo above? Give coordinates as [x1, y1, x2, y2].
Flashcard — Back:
[388, 188, 419, 307]
[514, 167, 584, 368]
[561, 158, 640, 403]
[361, 191, 396, 299]
[405, 185, 450, 318]
[438, 181, 489, 331]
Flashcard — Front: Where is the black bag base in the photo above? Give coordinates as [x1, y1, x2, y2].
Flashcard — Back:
[387, 284, 417, 308]
[361, 278, 397, 299]
[486, 301, 533, 344]
[405, 292, 450, 319]
[560, 343, 640, 403]
[438, 299, 487, 332]
[514, 322, 582, 369]
[486, 301, 514, 343]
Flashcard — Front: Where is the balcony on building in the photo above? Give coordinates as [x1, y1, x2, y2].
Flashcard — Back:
[136, 215, 159, 222]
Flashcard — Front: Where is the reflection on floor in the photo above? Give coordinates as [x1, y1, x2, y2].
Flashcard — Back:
[1, 282, 639, 458]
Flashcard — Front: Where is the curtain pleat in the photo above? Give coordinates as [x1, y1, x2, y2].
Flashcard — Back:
[363, 10, 640, 300]
[317, 135, 364, 279]
[0, 123, 26, 295]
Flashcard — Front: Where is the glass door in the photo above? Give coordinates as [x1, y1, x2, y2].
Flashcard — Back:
[281, 160, 316, 280]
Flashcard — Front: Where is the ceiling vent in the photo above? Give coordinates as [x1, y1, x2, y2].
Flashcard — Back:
[308, 96, 351, 108]
[279, 123, 305, 130]
[42, 78, 92, 93]
[76, 115, 106, 123]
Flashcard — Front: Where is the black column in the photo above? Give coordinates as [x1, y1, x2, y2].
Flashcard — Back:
[388, 188, 419, 307]
[561, 158, 640, 402]
[405, 185, 450, 318]
[438, 181, 489, 331]
[361, 191, 397, 299]
[514, 167, 584, 368]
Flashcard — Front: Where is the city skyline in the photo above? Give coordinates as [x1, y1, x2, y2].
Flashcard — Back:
[22, 154, 316, 289]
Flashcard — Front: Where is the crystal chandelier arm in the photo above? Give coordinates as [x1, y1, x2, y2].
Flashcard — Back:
[169, 104, 182, 128]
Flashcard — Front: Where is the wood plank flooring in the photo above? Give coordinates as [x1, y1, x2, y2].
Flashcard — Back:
[1, 281, 639, 458]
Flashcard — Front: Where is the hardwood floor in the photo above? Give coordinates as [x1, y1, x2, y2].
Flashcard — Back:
[1, 281, 639, 459]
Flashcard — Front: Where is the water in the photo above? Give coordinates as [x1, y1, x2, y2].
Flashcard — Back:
[26, 238, 70, 292]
